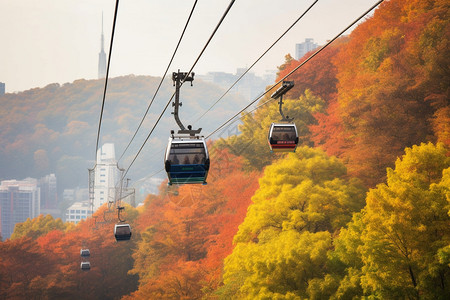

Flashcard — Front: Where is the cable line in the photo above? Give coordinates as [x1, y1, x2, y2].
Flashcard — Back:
[117, 0, 199, 163]
[206, 0, 384, 140]
[191, 0, 319, 125]
[95, 0, 120, 166]
[125, 0, 383, 183]
[122, 0, 236, 180]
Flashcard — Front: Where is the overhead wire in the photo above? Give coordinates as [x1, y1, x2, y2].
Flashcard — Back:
[121, 0, 236, 180]
[95, 0, 120, 166]
[117, 0, 199, 163]
[205, 0, 384, 140]
[119, 0, 319, 181]
[190, 0, 319, 125]
[124, 0, 384, 183]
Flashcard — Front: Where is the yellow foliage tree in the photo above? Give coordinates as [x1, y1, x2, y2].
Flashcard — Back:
[221, 146, 366, 298]
[356, 142, 450, 298]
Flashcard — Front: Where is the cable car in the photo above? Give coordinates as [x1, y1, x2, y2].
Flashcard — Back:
[114, 223, 132, 241]
[80, 261, 91, 271]
[268, 123, 299, 152]
[164, 136, 210, 185]
[80, 249, 90, 257]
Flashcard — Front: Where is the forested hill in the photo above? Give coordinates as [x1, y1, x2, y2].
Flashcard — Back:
[0, 75, 245, 192]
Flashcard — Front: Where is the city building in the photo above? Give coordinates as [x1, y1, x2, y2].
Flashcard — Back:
[39, 174, 57, 210]
[196, 68, 276, 102]
[0, 178, 40, 240]
[295, 38, 319, 60]
[65, 201, 90, 224]
[0, 82, 5, 95]
[92, 143, 121, 212]
[39, 174, 60, 219]
[98, 13, 106, 79]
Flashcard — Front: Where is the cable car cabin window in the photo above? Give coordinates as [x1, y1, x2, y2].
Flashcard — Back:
[169, 143, 206, 165]
[271, 126, 297, 142]
[115, 225, 131, 236]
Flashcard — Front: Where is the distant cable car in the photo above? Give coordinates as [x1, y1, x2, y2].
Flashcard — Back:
[114, 223, 132, 241]
[164, 136, 210, 185]
[80, 249, 90, 257]
[268, 123, 299, 152]
[80, 261, 91, 271]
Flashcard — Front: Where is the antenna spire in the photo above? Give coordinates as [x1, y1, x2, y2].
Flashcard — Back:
[98, 11, 107, 79]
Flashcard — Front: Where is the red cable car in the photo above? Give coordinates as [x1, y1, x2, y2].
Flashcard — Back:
[268, 123, 298, 152]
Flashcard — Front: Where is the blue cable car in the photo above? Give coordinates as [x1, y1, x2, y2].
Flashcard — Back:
[164, 136, 210, 185]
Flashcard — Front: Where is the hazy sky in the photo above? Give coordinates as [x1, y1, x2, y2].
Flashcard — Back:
[0, 0, 381, 93]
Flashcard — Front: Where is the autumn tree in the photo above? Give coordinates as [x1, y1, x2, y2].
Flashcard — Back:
[126, 148, 260, 299]
[276, 39, 345, 101]
[221, 146, 366, 298]
[357, 142, 450, 298]
[11, 214, 67, 240]
[0, 203, 139, 299]
[332, 142, 450, 299]
[0, 237, 55, 299]
[324, 0, 450, 186]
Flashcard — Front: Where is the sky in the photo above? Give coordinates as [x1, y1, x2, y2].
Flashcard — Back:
[0, 0, 382, 93]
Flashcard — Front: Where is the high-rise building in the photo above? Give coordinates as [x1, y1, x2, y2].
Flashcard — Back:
[0, 82, 5, 95]
[93, 143, 121, 212]
[98, 13, 107, 79]
[0, 178, 40, 239]
[295, 38, 319, 60]
[39, 174, 60, 219]
[39, 174, 57, 210]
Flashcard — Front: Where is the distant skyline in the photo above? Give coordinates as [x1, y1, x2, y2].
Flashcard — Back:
[0, 0, 381, 93]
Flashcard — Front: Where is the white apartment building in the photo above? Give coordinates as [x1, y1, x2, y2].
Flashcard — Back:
[93, 143, 121, 212]
[65, 201, 90, 224]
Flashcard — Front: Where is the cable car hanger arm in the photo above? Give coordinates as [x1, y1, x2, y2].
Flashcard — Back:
[271, 81, 294, 122]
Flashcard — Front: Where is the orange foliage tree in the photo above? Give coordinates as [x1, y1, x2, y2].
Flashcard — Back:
[0, 204, 139, 299]
[125, 147, 260, 299]
[309, 0, 449, 186]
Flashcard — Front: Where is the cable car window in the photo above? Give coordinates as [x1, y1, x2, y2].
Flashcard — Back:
[271, 126, 297, 141]
[169, 143, 206, 165]
[115, 225, 131, 235]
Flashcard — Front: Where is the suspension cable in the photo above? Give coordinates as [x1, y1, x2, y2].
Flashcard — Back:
[124, 0, 384, 183]
[117, 0, 199, 163]
[117, 0, 319, 177]
[95, 0, 120, 166]
[191, 0, 319, 125]
[121, 0, 236, 180]
[206, 0, 384, 140]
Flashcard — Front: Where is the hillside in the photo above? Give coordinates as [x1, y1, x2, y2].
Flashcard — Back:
[0, 75, 246, 194]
